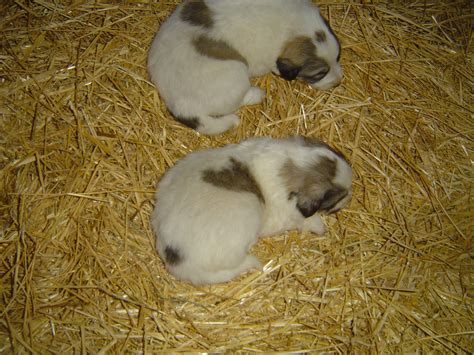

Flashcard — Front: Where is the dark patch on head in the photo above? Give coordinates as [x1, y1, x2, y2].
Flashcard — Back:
[321, 15, 341, 62]
[281, 155, 348, 218]
[300, 136, 348, 162]
[202, 158, 264, 202]
[169, 111, 200, 130]
[180, 0, 213, 28]
[315, 30, 327, 42]
[277, 36, 329, 83]
[165, 246, 182, 265]
[193, 35, 248, 66]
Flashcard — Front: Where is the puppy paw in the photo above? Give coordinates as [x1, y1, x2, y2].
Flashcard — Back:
[242, 87, 266, 106]
[301, 214, 326, 235]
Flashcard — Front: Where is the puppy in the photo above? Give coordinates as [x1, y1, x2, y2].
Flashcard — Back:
[147, 0, 342, 134]
[151, 136, 352, 285]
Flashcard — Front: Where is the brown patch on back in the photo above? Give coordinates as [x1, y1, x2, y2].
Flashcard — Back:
[202, 158, 264, 202]
[193, 35, 248, 66]
[180, 0, 213, 28]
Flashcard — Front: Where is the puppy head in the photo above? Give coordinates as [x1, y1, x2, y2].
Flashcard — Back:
[281, 138, 352, 218]
[277, 14, 342, 90]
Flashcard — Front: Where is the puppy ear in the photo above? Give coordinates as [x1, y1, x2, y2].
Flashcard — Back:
[276, 58, 300, 81]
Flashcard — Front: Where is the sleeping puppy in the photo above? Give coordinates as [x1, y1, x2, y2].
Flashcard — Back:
[147, 0, 342, 135]
[151, 136, 352, 285]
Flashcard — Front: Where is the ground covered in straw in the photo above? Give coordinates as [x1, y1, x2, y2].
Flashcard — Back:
[1, 0, 472, 352]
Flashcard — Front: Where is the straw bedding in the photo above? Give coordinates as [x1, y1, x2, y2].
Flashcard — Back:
[1, 0, 472, 352]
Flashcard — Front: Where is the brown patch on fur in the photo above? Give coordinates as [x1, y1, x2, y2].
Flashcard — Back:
[180, 0, 213, 28]
[281, 156, 347, 217]
[165, 246, 182, 265]
[315, 30, 327, 42]
[277, 36, 329, 83]
[202, 158, 264, 202]
[193, 35, 248, 66]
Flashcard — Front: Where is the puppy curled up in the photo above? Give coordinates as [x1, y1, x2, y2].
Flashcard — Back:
[151, 136, 352, 285]
[147, 0, 343, 134]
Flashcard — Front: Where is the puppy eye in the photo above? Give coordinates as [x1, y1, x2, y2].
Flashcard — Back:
[313, 70, 329, 81]
[301, 69, 329, 83]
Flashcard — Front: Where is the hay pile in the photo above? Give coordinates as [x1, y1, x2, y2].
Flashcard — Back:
[1, 0, 472, 352]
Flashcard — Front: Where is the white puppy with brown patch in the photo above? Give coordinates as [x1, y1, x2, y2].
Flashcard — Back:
[148, 0, 343, 134]
[151, 136, 352, 285]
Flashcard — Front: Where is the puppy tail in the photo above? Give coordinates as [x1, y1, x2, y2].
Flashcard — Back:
[172, 113, 240, 135]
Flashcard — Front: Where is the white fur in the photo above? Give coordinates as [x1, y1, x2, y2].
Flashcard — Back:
[148, 0, 343, 134]
[151, 136, 352, 285]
